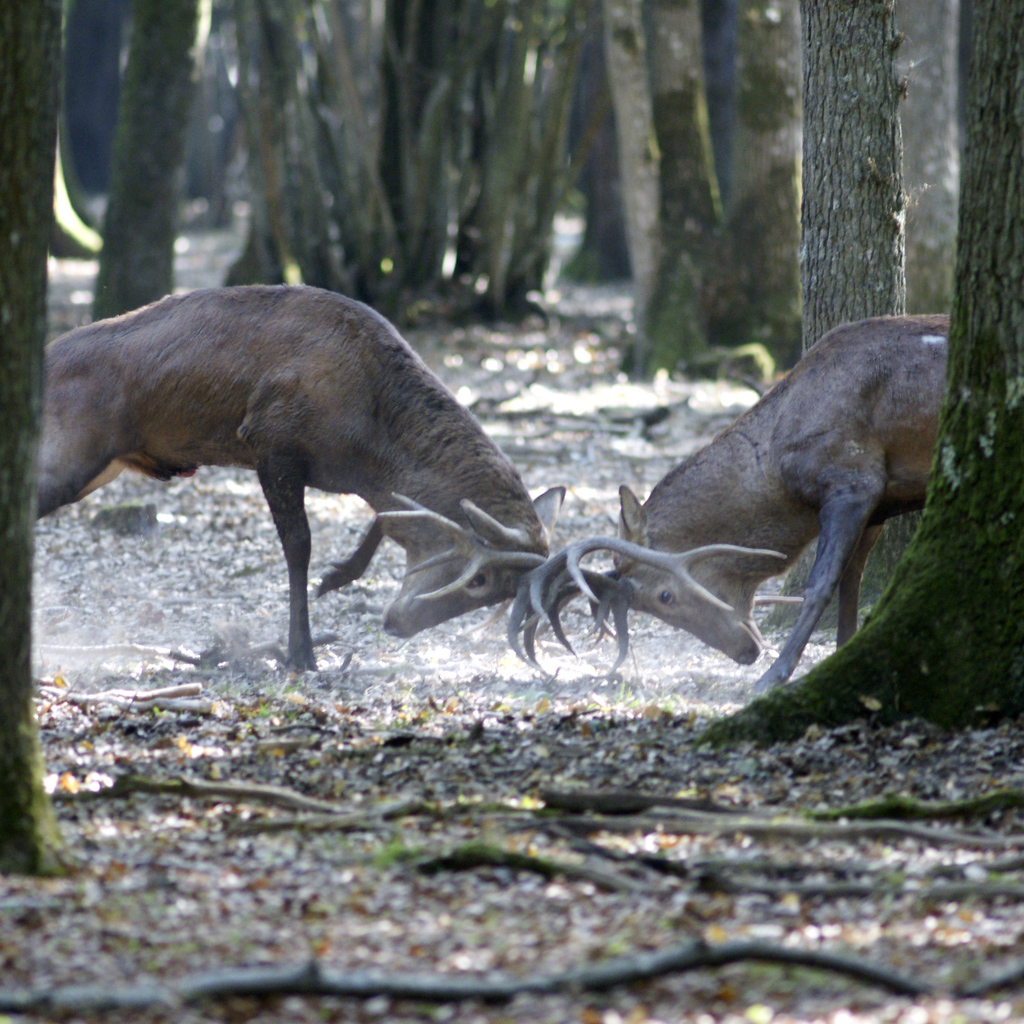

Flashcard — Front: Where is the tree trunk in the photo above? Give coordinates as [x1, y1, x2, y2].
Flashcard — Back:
[900, 0, 959, 314]
[563, 33, 631, 283]
[772, 0, 907, 609]
[643, 0, 718, 373]
[230, 0, 339, 292]
[92, 0, 200, 319]
[700, 0, 737, 207]
[0, 0, 66, 876]
[719, 0, 801, 368]
[602, 0, 662, 363]
[799, 0, 905, 352]
[706, 0, 1024, 745]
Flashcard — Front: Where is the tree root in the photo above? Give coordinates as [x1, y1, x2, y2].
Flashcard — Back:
[0, 937, 947, 1014]
[416, 840, 648, 893]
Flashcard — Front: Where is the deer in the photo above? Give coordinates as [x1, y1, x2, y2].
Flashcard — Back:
[510, 314, 949, 693]
[38, 284, 565, 670]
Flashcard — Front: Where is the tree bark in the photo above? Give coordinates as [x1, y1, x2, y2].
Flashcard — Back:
[602, 0, 662, 362]
[0, 0, 66, 876]
[719, 0, 802, 368]
[706, 0, 1024, 745]
[564, 33, 631, 282]
[900, 0, 959, 314]
[644, 0, 718, 373]
[92, 0, 200, 319]
[799, 0, 905, 351]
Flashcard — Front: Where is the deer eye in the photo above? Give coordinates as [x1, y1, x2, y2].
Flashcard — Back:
[468, 572, 488, 590]
[658, 589, 674, 606]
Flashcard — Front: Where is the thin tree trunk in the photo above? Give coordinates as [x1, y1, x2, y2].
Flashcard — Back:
[723, 0, 801, 369]
[0, 0, 66, 876]
[900, 0, 959, 314]
[564, 33, 630, 282]
[643, 0, 718, 373]
[799, 0, 905, 352]
[92, 0, 200, 319]
[602, 0, 661, 364]
[706, 0, 1024, 745]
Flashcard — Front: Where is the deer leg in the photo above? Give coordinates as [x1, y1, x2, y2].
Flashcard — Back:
[754, 488, 881, 693]
[317, 518, 384, 596]
[257, 457, 316, 671]
[836, 523, 882, 645]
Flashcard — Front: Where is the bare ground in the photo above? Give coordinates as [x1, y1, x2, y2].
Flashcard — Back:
[6, 234, 1024, 1024]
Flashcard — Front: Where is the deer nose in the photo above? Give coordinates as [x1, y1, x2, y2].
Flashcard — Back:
[382, 599, 418, 638]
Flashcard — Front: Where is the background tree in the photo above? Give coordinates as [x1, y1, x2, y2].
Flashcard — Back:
[229, 0, 592, 317]
[92, 0, 201, 319]
[900, 0, 960, 314]
[0, 0, 65, 875]
[606, 0, 801, 375]
[601, 0, 661, 357]
[642, 0, 718, 372]
[717, 0, 801, 368]
[562, 33, 630, 283]
[707, 0, 1024, 745]
[799, 0, 905, 351]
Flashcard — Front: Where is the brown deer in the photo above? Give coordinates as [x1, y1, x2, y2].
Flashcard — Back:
[39, 285, 564, 670]
[511, 314, 948, 692]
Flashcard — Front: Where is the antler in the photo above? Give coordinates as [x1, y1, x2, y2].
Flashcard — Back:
[507, 550, 633, 674]
[559, 537, 787, 610]
[508, 537, 788, 674]
[376, 494, 546, 601]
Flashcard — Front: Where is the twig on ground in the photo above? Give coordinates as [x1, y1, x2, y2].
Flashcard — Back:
[54, 772, 347, 814]
[227, 797, 432, 835]
[38, 683, 212, 713]
[541, 787, 743, 816]
[416, 840, 648, 894]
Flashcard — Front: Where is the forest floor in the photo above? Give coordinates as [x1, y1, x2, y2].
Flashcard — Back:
[6, 230, 1024, 1024]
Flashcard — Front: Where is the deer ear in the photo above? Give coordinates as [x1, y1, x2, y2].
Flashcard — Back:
[618, 486, 648, 546]
[532, 486, 565, 544]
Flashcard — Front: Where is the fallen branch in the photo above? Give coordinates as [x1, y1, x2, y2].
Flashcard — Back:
[694, 869, 1024, 902]
[541, 787, 743, 816]
[55, 773, 347, 814]
[539, 809, 1024, 849]
[812, 789, 1024, 822]
[38, 642, 185, 661]
[38, 683, 212, 713]
[227, 797, 432, 835]
[0, 937, 936, 1014]
[416, 840, 648, 893]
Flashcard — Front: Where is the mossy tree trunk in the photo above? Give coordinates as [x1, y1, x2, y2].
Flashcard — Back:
[900, 0, 960, 314]
[718, 0, 801, 369]
[0, 0, 66, 876]
[798, 0, 905, 352]
[92, 0, 200, 320]
[706, 0, 1024, 745]
[643, 0, 719, 373]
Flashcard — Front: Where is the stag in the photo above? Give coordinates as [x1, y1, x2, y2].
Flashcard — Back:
[511, 315, 948, 691]
[39, 285, 564, 669]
